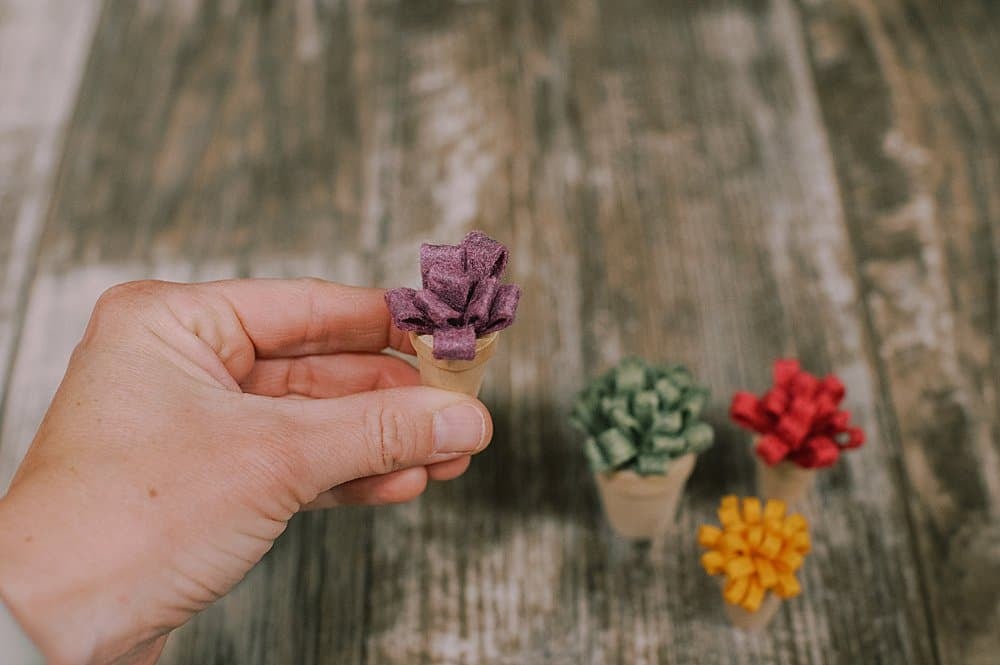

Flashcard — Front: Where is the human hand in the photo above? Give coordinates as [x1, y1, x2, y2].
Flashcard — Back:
[0, 279, 493, 664]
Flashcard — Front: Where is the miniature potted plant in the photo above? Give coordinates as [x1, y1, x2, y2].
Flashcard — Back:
[385, 231, 521, 397]
[730, 359, 865, 505]
[698, 496, 811, 631]
[570, 358, 715, 539]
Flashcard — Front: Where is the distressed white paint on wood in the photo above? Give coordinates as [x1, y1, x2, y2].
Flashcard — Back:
[801, 0, 1000, 661]
[364, 0, 935, 662]
[0, 0, 101, 413]
[3, 0, 997, 663]
[745, 1, 934, 661]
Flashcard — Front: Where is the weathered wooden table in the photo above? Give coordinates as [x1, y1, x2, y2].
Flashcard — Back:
[1, 1, 997, 663]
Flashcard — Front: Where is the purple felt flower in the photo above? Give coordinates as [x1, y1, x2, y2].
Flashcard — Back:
[385, 231, 521, 360]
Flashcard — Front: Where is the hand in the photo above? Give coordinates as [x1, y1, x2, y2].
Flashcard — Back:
[0, 279, 493, 665]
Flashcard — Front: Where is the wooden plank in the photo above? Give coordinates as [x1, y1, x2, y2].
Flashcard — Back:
[800, 0, 1000, 662]
[364, 1, 935, 663]
[0, 0, 101, 481]
[3, 0, 985, 662]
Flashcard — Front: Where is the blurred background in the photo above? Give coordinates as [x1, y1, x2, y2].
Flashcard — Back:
[0, 1, 997, 663]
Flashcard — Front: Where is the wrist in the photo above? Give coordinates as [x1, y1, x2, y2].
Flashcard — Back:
[0, 483, 141, 664]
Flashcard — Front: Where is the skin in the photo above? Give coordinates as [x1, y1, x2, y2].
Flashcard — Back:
[0, 278, 493, 665]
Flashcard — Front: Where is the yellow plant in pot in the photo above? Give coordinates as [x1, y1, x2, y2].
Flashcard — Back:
[699, 496, 811, 631]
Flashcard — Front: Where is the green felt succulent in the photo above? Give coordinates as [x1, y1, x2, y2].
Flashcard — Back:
[570, 358, 715, 475]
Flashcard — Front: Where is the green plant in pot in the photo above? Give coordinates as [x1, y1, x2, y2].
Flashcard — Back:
[571, 358, 715, 539]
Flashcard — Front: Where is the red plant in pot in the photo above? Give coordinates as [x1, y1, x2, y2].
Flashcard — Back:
[730, 359, 865, 470]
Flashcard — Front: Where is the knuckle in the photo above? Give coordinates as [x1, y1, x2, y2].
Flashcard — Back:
[296, 276, 328, 290]
[92, 280, 173, 324]
[364, 402, 419, 475]
[295, 277, 330, 312]
[96, 280, 163, 309]
[87, 281, 165, 341]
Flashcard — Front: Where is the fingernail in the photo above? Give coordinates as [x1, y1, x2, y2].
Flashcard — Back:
[433, 404, 486, 454]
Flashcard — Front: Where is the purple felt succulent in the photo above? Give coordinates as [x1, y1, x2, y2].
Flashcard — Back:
[385, 231, 521, 360]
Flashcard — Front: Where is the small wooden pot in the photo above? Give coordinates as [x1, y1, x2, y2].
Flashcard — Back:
[594, 453, 697, 540]
[723, 592, 782, 632]
[409, 332, 499, 398]
[756, 458, 816, 506]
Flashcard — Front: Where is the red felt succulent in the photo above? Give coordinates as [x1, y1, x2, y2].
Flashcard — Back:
[729, 359, 865, 469]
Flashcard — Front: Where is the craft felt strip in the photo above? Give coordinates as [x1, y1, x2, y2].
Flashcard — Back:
[583, 437, 610, 472]
[424, 263, 473, 311]
[699, 496, 811, 612]
[414, 289, 463, 328]
[464, 276, 500, 328]
[385, 231, 522, 359]
[431, 325, 477, 361]
[480, 284, 520, 334]
[570, 358, 715, 476]
[383, 288, 434, 334]
[729, 359, 866, 470]
[463, 230, 508, 279]
[637, 452, 672, 475]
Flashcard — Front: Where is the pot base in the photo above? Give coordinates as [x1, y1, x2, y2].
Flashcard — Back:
[756, 459, 816, 506]
[723, 592, 782, 632]
[594, 453, 697, 540]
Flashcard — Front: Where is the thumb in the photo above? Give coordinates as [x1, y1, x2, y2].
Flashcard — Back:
[269, 387, 492, 496]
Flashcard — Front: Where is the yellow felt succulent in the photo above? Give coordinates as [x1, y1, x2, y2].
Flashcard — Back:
[698, 496, 811, 612]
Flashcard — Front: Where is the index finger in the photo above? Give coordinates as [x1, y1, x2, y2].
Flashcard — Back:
[205, 278, 416, 358]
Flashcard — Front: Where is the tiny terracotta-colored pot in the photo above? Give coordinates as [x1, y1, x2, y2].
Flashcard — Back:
[755, 457, 816, 507]
[723, 591, 783, 632]
[409, 331, 499, 398]
[593, 453, 697, 540]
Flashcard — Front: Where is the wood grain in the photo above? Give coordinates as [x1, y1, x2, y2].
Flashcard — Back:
[0, 0, 101, 487]
[801, 0, 1000, 662]
[0, 0, 997, 663]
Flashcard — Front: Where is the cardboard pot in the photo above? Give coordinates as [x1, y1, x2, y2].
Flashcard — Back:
[594, 452, 696, 540]
[409, 331, 499, 398]
[723, 592, 782, 632]
[756, 457, 816, 506]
